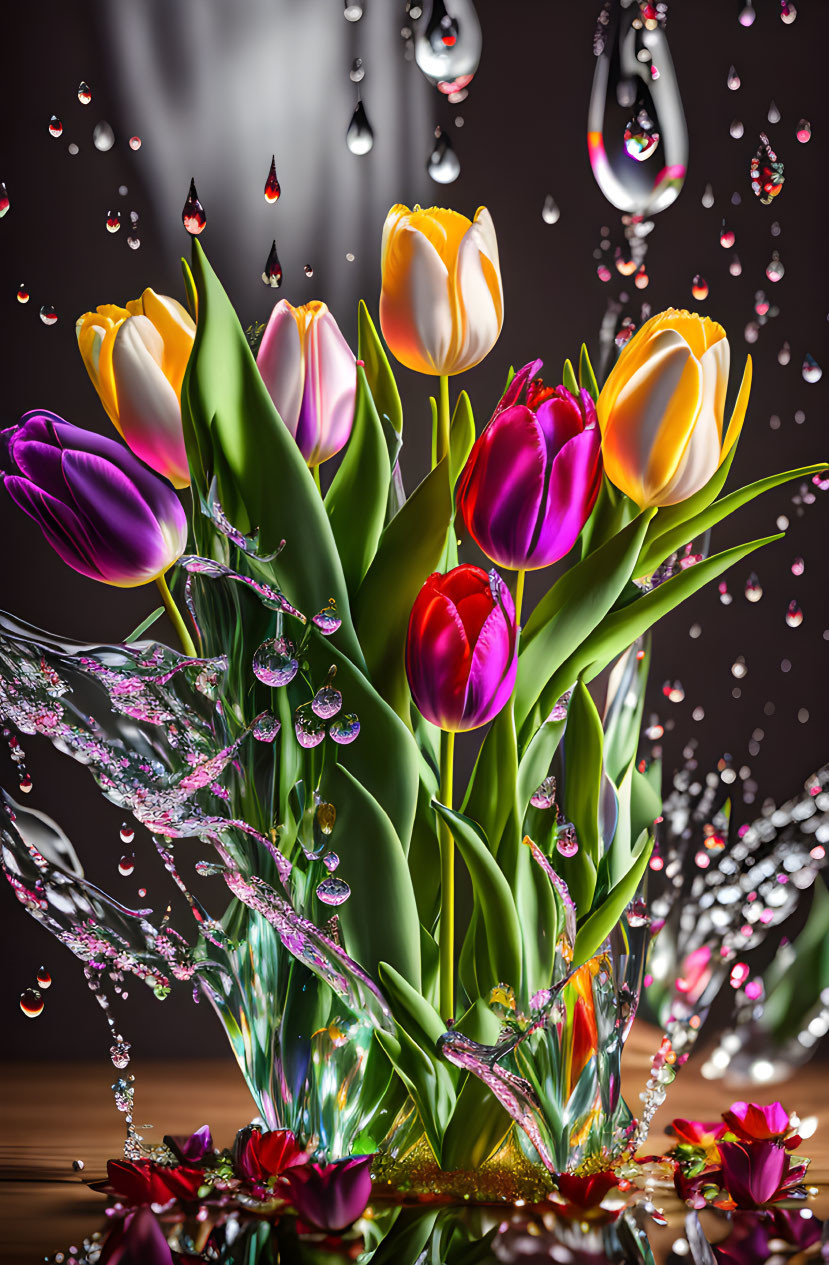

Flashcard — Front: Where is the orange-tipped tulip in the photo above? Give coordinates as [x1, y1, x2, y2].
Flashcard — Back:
[597, 309, 751, 508]
[379, 203, 503, 376]
[564, 965, 598, 1097]
[76, 288, 195, 489]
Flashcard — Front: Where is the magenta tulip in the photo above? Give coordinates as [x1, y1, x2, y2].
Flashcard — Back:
[718, 1140, 807, 1208]
[283, 1156, 372, 1232]
[721, 1101, 793, 1144]
[1, 410, 187, 586]
[100, 1207, 174, 1265]
[406, 565, 518, 732]
[456, 359, 603, 570]
[256, 299, 356, 467]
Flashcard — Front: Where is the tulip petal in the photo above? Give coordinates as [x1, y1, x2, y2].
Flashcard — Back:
[8, 438, 68, 499]
[77, 314, 122, 429]
[452, 208, 504, 374]
[3, 475, 105, 581]
[530, 427, 602, 566]
[295, 306, 356, 465]
[111, 316, 190, 487]
[407, 586, 471, 729]
[496, 359, 544, 415]
[458, 405, 547, 569]
[462, 586, 517, 730]
[380, 219, 454, 375]
[721, 354, 752, 463]
[257, 300, 304, 436]
[135, 289, 196, 398]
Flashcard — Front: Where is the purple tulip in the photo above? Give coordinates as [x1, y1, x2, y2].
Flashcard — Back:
[100, 1207, 174, 1265]
[0, 410, 187, 587]
[256, 299, 356, 467]
[283, 1156, 373, 1232]
[457, 359, 603, 571]
[163, 1123, 213, 1164]
[718, 1140, 807, 1208]
[405, 564, 518, 732]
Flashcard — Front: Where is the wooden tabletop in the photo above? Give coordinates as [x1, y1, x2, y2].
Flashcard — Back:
[1, 1028, 826, 1263]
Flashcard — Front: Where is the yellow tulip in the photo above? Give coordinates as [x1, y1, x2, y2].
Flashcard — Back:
[597, 309, 751, 508]
[379, 203, 503, 376]
[76, 288, 195, 489]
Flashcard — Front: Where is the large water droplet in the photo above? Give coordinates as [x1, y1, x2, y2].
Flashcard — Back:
[39, 305, 57, 326]
[252, 713, 281, 742]
[343, 0, 363, 19]
[316, 876, 351, 906]
[118, 855, 135, 877]
[92, 121, 115, 152]
[730, 119, 744, 139]
[312, 685, 342, 720]
[106, 210, 121, 234]
[295, 709, 325, 748]
[738, 2, 756, 26]
[766, 252, 784, 282]
[427, 126, 460, 184]
[129, 135, 142, 151]
[767, 100, 781, 125]
[329, 713, 360, 745]
[691, 275, 708, 301]
[16, 284, 29, 304]
[750, 134, 785, 204]
[48, 115, 63, 138]
[20, 987, 43, 1018]
[556, 823, 579, 859]
[727, 65, 741, 90]
[182, 178, 207, 235]
[313, 601, 342, 635]
[252, 637, 298, 686]
[541, 194, 560, 224]
[414, 0, 482, 95]
[796, 119, 811, 144]
[77, 81, 92, 105]
[701, 182, 714, 208]
[323, 851, 339, 872]
[802, 354, 822, 383]
[264, 154, 281, 204]
[785, 600, 803, 628]
[346, 100, 374, 155]
[36, 966, 52, 989]
[780, 1, 797, 22]
[778, 341, 791, 365]
[729, 254, 742, 276]
[587, 0, 687, 215]
[349, 57, 365, 83]
[262, 239, 283, 288]
[720, 224, 735, 248]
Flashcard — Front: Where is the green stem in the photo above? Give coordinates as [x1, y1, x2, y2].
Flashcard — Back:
[312, 464, 322, 494]
[438, 728, 456, 1022]
[436, 374, 451, 466]
[155, 572, 197, 657]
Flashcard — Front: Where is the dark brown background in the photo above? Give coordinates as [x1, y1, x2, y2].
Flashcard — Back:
[0, 0, 826, 1063]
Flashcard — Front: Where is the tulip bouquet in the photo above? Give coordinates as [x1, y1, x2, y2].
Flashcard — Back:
[1, 200, 825, 1190]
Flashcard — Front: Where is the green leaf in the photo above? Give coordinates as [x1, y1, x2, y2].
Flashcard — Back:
[369, 1208, 442, 1265]
[358, 300, 403, 434]
[602, 760, 634, 890]
[319, 763, 421, 986]
[124, 606, 164, 644]
[325, 364, 391, 592]
[579, 344, 599, 401]
[355, 457, 453, 721]
[559, 681, 603, 913]
[637, 463, 828, 577]
[602, 640, 651, 783]
[180, 240, 364, 669]
[432, 801, 523, 993]
[449, 390, 476, 487]
[573, 830, 653, 967]
[378, 961, 451, 1055]
[516, 510, 655, 730]
[462, 701, 518, 860]
[562, 358, 579, 396]
[374, 1022, 454, 1165]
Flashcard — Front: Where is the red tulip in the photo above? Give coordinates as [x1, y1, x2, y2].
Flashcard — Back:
[283, 1156, 373, 1232]
[456, 359, 602, 570]
[102, 1159, 204, 1206]
[99, 1207, 174, 1265]
[551, 1171, 625, 1223]
[406, 565, 518, 732]
[721, 1101, 794, 1144]
[236, 1128, 306, 1183]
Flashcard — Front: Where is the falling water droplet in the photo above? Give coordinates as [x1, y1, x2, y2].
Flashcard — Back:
[346, 100, 374, 155]
[719, 580, 733, 605]
[427, 126, 461, 183]
[39, 305, 57, 326]
[316, 876, 351, 906]
[727, 65, 741, 90]
[614, 248, 636, 276]
[634, 264, 649, 289]
[129, 135, 142, 151]
[744, 573, 763, 602]
[127, 234, 141, 251]
[0, 182, 9, 217]
[796, 119, 811, 143]
[92, 121, 115, 152]
[349, 57, 365, 83]
[729, 254, 742, 277]
[118, 855, 135, 877]
[778, 341, 791, 365]
[785, 600, 803, 627]
[264, 154, 281, 204]
[767, 100, 781, 125]
[541, 194, 560, 224]
[67, 142, 79, 156]
[701, 182, 715, 208]
[802, 354, 822, 383]
[48, 114, 63, 138]
[252, 713, 281, 742]
[323, 851, 340, 872]
[18, 772, 32, 793]
[77, 81, 92, 105]
[182, 178, 206, 235]
[252, 638, 298, 686]
[627, 898, 649, 928]
[343, 0, 363, 20]
[303, 264, 314, 277]
[597, 263, 612, 282]
[588, 0, 687, 215]
[20, 988, 43, 1018]
[766, 252, 784, 282]
[780, 1, 797, 23]
[751, 134, 785, 204]
[329, 713, 361, 745]
[312, 685, 343, 720]
[738, 2, 756, 26]
[110, 1040, 131, 1069]
[415, 0, 482, 95]
[262, 239, 283, 288]
[791, 556, 805, 576]
[691, 275, 708, 301]
[730, 119, 744, 139]
[72, 1160, 85, 1172]
[556, 824, 579, 859]
[36, 967, 52, 989]
[720, 224, 736, 248]
[106, 210, 121, 234]
[16, 284, 29, 304]
[120, 823, 135, 844]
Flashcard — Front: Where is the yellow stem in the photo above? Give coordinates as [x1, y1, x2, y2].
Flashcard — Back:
[155, 572, 197, 657]
[514, 568, 526, 630]
[438, 728, 456, 1022]
[312, 464, 322, 494]
[436, 374, 451, 466]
